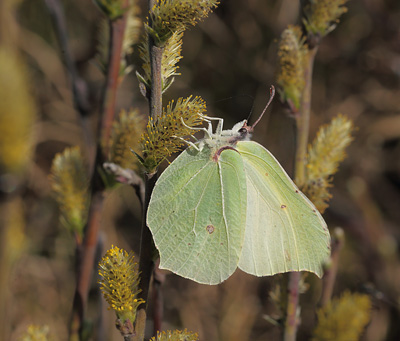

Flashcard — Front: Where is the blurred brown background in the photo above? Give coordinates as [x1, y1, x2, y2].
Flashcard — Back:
[2, 0, 400, 340]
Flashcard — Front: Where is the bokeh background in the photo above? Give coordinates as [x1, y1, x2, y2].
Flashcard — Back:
[1, 0, 400, 340]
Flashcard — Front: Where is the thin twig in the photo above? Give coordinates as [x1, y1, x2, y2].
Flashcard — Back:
[134, 2, 164, 339]
[42, 1, 104, 339]
[284, 272, 301, 341]
[294, 47, 317, 188]
[100, 8, 129, 158]
[69, 25, 129, 334]
[43, 0, 96, 165]
[283, 46, 318, 341]
[320, 227, 345, 307]
[73, 4, 129, 335]
[149, 43, 164, 120]
[135, 172, 157, 340]
[0, 194, 24, 340]
[69, 190, 104, 340]
[44, 0, 91, 117]
[152, 259, 166, 334]
[44, 1, 130, 338]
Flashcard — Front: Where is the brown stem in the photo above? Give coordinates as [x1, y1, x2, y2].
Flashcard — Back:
[134, 172, 157, 341]
[43, 0, 95, 165]
[147, 0, 163, 120]
[45, 0, 132, 340]
[284, 272, 301, 341]
[149, 43, 164, 119]
[283, 47, 318, 341]
[42, 1, 106, 339]
[100, 10, 129, 159]
[294, 47, 317, 188]
[67, 38, 129, 333]
[133, 2, 164, 339]
[0, 204, 7, 341]
[320, 228, 345, 307]
[0, 193, 23, 341]
[116, 318, 135, 341]
[152, 281, 163, 334]
[44, 0, 91, 117]
[66, 4, 129, 339]
[152, 260, 165, 335]
[69, 191, 104, 340]
[139, 173, 157, 303]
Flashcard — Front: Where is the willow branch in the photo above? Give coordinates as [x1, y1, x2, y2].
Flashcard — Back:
[43, 0, 95, 165]
[69, 190, 104, 340]
[283, 47, 318, 341]
[294, 47, 317, 188]
[283, 272, 301, 341]
[44, 0, 91, 117]
[135, 172, 157, 341]
[152, 260, 165, 334]
[67, 3, 129, 339]
[134, 1, 163, 339]
[320, 227, 345, 307]
[100, 9, 129, 159]
[149, 42, 163, 120]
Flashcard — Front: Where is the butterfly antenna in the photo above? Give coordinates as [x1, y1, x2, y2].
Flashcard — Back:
[214, 94, 255, 123]
[245, 98, 256, 123]
[250, 85, 275, 129]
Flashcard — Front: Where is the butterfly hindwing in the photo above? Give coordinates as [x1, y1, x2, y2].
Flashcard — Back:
[236, 141, 331, 277]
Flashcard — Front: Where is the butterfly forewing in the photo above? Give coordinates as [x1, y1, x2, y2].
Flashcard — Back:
[147, 145, 247, 284]
[236, 141, 331, 277]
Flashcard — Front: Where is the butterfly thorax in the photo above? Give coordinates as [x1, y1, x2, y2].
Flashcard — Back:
[197, 119, 253, 160]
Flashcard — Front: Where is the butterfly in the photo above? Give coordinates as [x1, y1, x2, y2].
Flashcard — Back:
[147, 87, 330, 284]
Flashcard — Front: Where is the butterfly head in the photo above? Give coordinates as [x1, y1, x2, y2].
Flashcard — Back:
[228, 120, 253, 144]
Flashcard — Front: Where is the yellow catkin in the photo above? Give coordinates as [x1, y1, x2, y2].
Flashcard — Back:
[20, 325, 50, 341]
[140, 96, 207, 171]
[150, 329, 199, 341]
[139, 29, 184, 91]
[304, 114, 354, 212]
[312, 291, 371, 341]
[0, 47, 36, 174]
[49, 146, 89, 236]
[276, 25, 306, 111]
[303, 0, 348, 37]
[147, 0, 219, 45]
[109, 108, 145, 170]
[98, 246, 144, 323]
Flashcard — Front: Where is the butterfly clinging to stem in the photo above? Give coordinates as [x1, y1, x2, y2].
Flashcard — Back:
[147, 86, 330, 285]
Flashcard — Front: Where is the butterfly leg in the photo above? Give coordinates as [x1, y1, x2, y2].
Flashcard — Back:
[172, 135, 200, 151]
[198, 114, 224, 136]
[180, 117, 212, 139]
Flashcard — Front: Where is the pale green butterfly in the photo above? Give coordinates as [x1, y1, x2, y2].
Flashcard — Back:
[147, 87, 330, 285]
